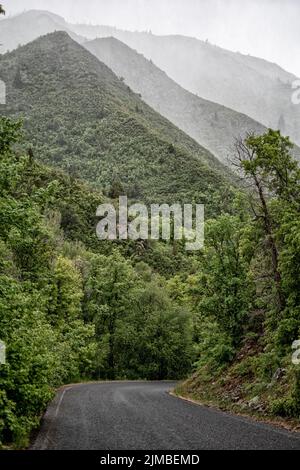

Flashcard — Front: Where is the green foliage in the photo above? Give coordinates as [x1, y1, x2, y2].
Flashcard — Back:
[252, 352, 281, 381]
[0, 118, 98, 446]
[0, 33, 300, 442]
[0, 118, 22, 154]
[244, 130, 297, 200]
[131, 278, 193, 379]
[193, 214, 254, 348]
[181, 130, 300, 420]
[84, 251, 192, 380]
[0, 117, 195, 446]
[194, 319, 235, 371]
[271, 369, 300, 418]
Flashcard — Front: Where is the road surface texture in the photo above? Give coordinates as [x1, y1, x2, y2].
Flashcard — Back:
[32, 381, 300, 450]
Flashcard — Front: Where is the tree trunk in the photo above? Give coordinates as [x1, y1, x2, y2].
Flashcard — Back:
[254, 176, 285, 312]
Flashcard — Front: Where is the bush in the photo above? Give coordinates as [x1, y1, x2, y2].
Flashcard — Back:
[194, 320, 235, 371]
[271, 369, 300, 418]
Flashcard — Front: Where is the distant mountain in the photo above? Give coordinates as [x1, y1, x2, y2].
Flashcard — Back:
[85, 37, 266, 165]
[0, 10, 85, 52]
[70, 24, 300, 147]
[0, 32, 235, 212]
[1, 10, 300, 148]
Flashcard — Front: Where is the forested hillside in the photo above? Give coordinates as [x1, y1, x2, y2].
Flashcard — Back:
[0, 117, 195, 447]
[85, 37, 266, 165]
[176, 131, 300, 426]
[0, 31, 234, 211]
[2, 116, 300, 447]
[0, 8, 300, 451]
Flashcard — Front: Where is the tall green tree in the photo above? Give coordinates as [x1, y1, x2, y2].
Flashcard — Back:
[85, 251, 138, 379]
[233, 130, 295, 313]
[193, 214, 254, 348]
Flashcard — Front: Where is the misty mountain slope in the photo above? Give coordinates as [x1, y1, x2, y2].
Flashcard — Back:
[70, 24, 300, 147]
[0, 32, 235, 212]
[236, 53, 296, 84]
[2, 11, 299, 147]
[85, 37, 267, 165]
[0, 10, 85, 52]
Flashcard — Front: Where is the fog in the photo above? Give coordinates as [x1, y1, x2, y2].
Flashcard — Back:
[3, 0, 300, 76]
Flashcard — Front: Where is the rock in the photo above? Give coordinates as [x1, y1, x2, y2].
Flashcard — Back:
[249, 396, 260, 408]
[237, 400, 248, 410]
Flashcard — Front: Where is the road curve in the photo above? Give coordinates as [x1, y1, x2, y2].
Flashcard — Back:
[31, 381, 300, 450]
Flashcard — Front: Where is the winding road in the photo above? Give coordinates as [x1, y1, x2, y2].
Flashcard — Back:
[31, 381, 300, 450]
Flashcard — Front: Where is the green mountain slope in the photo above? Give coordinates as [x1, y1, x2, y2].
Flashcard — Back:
[0, 117, 198, 446]
[0, 31, 235, 213]
[85, 37, 266, 165]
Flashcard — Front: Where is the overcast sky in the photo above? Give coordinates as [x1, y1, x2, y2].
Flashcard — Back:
[3, 0, 300, 77]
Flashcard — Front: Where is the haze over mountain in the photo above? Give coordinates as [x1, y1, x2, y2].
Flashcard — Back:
[0, 9, 85, 51]
[71, 24, 300, 147]
[5, 0, 300, 78]
[85, 37, 266, 165]
[0, 31, 234, 211]
[1, 10, 299, 149]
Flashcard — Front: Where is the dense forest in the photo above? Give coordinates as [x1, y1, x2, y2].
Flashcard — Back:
[0, 117, 196, 447]
[178, 130, 300, 423]
[1, 115, 300, 447]
[0, 19, 300, 449]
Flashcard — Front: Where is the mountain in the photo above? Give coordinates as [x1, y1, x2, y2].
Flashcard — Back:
[0, 32, 235, 213]
[85, 37, 266, 165]
[70, 24, 300, 147]
[2, 10, 300, 147]
[0, 10, 85, 52]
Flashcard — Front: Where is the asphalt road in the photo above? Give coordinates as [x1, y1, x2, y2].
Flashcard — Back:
[32, 381, 300, 450]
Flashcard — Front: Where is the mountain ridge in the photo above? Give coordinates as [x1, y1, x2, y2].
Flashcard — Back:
[0, 31, 235, 214]
[85, 36, 267, 165]
[1, 10, 299, 146]
[0, 9, 85, 52]
[70, 21, 300, 146]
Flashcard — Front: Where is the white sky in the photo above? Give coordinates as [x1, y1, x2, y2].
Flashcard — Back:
[3, 0, 300, 77]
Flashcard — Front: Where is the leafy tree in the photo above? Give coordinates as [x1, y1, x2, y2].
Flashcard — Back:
[193, 215, 254, 348]
[184, 130, 300, 419]
[84, 252, 193, 380]
[84, 251, 139, 379]
[0, 118, 97, 446]
[233, 130, 292, 313]
[132, 280, 193, 379]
